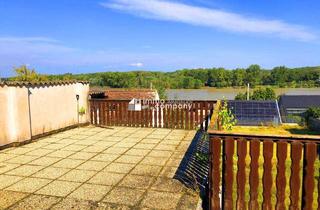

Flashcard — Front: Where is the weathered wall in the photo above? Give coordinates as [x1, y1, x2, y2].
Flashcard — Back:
[0, 82, 89, 146]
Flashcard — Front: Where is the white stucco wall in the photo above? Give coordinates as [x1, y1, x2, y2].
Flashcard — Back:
[0, 82, 89, 146]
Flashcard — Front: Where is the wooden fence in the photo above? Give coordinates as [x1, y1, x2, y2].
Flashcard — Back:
[208, 132, 320, 210]
[89, 99, 216, 130]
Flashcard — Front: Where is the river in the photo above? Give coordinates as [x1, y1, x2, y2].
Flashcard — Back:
[166, 87, 320, 100]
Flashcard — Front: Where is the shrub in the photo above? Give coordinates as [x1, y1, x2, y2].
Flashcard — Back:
[218, 101, 237, 130]
[304, 107, 320, 122]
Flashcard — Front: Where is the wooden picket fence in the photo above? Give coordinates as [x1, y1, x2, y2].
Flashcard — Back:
[89, 99, 216, 130]
[208, 132, 320, 210]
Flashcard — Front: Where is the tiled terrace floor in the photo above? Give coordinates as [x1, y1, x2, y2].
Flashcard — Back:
[0, 126, 199, 210]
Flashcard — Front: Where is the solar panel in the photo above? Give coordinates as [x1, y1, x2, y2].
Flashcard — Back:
[227, 100, 280, 126]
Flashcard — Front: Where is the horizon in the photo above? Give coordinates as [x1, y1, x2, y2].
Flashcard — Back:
[1, 0, 320, 77]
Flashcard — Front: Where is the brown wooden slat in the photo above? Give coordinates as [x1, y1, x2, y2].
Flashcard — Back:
[93, 101, 98, 125]
[175, 105, 179, 129]
[237, 138, 247, 209]
[154, 105, 158, 128]
[190, 102, 194, 129]
[290, 142, 303, 210]
[302, 143, 317, 210]
[90, 101, 94, 124]
[222, 138, 235, 209]
[185, 104, 189, 130]
[276, 141, 287, 210]
[159, 103, 162, 128]
[180, 105, 184, 129]
[195, 102, 199, 127]
[262, 141, 273, 210]
[99, 101, 103, 125]
[210, 137, 222, 210]
[249, 139, 260, 210]
[168, 105, 173, 129]
[200, 102, 204, 127]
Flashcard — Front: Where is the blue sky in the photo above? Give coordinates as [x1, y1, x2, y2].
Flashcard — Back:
[0, 0, 319, 77]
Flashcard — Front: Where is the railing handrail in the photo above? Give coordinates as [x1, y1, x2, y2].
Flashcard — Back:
[89, 98, 217, 102]
[208, 130, 320, 143]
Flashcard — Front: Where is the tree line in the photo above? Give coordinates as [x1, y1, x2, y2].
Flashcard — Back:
[8, 64, 320, 90]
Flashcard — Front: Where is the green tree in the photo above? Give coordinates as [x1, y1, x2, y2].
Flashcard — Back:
[12, 65, 48, 82]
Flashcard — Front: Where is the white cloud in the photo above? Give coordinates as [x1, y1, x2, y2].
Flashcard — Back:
[130, 62, 144, 67]
[101, 0, 317, 41]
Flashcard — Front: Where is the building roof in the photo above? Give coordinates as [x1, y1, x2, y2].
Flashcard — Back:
[89, 88, 159, 100]
[279, 95, 320, 109]
[0, 80, 89, 87]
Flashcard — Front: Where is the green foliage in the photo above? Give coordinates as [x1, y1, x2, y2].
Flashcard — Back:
[79, 107, 86, 115]
[235, 87, 276, 101]
[304, 107, 320, 122]
[218, 101, 237, 130]
[11, 65, 48, 82]
[16, 64, 319, 90]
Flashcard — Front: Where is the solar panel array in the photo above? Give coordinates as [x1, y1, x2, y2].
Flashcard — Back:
[227, 100, 280, 126]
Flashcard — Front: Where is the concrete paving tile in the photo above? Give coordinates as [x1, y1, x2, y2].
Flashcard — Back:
[153, 144, 177, 151]
[148, 150, 172, 158]
[69, 134, 88, 140]
[0, 163, 20, 174]
[25, 148, 53, 156]
[103, 147, 128, 155]
[112, 132, 130, 138]
[103, 187, 145, 206]
[45, 150, 75, 158]
[113, 142, 136, 148]
[92, 153, 120, 162]
[5, 155, 38, 164]
[140, 190, 182, 209]
[68, 184, 111, 201]
[104, 163, 135, 174]
[115, 155, 143, 164]
[159, 167, 177, 178]
[103, 136, 125, 142]
[141, 156, 168, 166]
[75, 139, 98, 146]
[36, 180, 81, 197]
[140, 138, 161, 144]
[6, 177, 51, 193]
[9, 194, 61, 210]
[56, 139, 79, 145]
[166, 158, 181, 167]
[93, 141, 115, 147]
[32, 167, 70, 180]
[5, 165, 44, 176]
[159, 140, 181, 145]
[22, 142, 49, 148]
[4, 147, 35, 155]
[59, 169, 96, 183]
[0, 175, 23, 189]
[28, 157, 61, 166]
[118, 175, 155, 189]
[0, 190, 28, 209]
[0, 154, 17, 162]
[76, 161, 109, 171]
[146, 134, 167, 139]
[39, 137, 61, 143]
[133, 143, 156, 150]
[61, 145, 87, 152]
[125, 149, 150, 156]
[50, 198, 98, 210]
[68, 152, 96, 160]
[150, 177, 183, 193]
[88, 172, 125, 186]
[121, 137, 142, 143]
[176, 193, 199, 210]
[81, 145, 105, 153]
[130, 164, 162, 176]
[52, 159, 85, 169]
[96, 202, 131, 210]
[41, 143, 66, 150]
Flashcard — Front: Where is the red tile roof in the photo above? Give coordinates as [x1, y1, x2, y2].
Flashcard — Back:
[104, 89, 158, 100]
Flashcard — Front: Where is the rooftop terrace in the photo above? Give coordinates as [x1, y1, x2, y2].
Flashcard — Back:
[0, 126, 199, 209]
